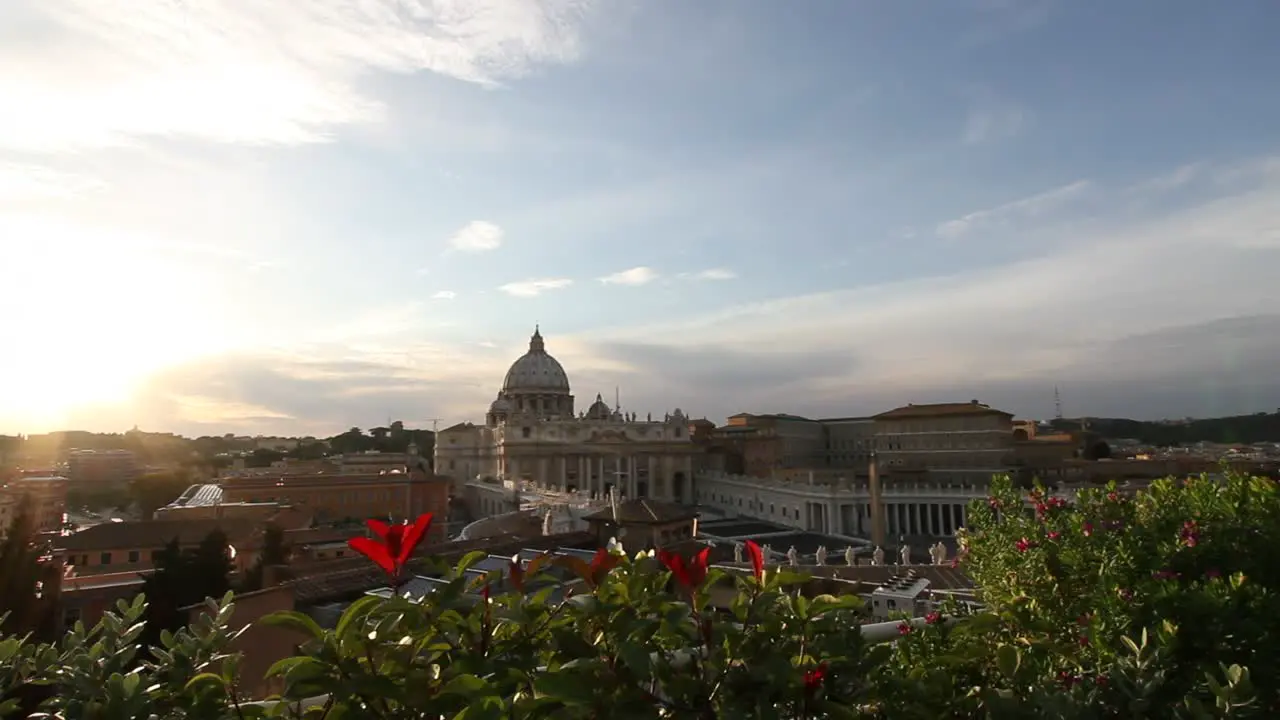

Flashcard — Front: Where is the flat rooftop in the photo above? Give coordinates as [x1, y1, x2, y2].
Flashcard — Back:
[699, 519, 791, 537]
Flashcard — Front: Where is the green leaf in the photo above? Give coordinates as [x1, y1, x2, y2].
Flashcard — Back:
[533, 671, 596, 705]
[994, 644, 1021, 679]
[456, 551, 489, 574]
[440, 673, 489, 697]
[184, 672, 225, 693]
[258, 611, 325, 640]
[335, 595, 383, 638]
[617, 640, 652, 679]
[264, 655, 323, 680]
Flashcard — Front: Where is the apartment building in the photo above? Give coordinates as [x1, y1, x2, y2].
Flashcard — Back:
[218, 467, 449, 541]
[67, 449, 140, 487]
[871, 401, 1016, 486]
[719, 413, 827, 477]
[0, 475, 68, 532]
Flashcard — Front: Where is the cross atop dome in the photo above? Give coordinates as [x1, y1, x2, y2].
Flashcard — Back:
[529, 324, 545, 352]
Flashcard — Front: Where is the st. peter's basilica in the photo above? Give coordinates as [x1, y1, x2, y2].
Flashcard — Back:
[434, 328, 702, 506]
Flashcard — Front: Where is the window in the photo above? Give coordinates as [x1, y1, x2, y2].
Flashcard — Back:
[151, 550, 161, 562]
[100, 552, 112, 566]
[67, 555, 76, 566]
[522, 427, 532, 438]
[128, 551, 140, 563]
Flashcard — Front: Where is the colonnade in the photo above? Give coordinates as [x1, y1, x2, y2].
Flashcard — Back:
[502, 453, 695, 504]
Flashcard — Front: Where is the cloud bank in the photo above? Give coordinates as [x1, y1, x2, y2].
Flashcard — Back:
[39, 155, 1280, 436]
[0, 0, 595, 151]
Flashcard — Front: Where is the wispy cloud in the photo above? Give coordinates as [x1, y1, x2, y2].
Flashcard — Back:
[448, 220, 504, 252]
[0, 162, 106, 201]
[498, 278, 573, 297]
[936, 180, 1092, 239]
[0, 0, 597, 152]
[691, 268, 736, 281]
[961, 88, 1027, 145]
[432, 290, 457, 300]
[599, 266, 658, 286]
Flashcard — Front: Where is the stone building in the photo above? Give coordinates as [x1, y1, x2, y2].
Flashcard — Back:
[436, 328, 703, 509]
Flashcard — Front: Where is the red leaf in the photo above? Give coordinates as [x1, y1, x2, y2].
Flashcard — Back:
[348, 536, 396, 576]
[744, 540, 765, 579]
[396, 513, 434, 566]
[366, 518, 391, 539]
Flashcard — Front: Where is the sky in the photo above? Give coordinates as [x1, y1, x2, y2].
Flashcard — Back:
[2, 0, 1280, 437]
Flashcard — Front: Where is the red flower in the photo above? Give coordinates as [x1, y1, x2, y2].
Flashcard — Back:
[924, 611, 941, 625]
[744, 539, 765, 580]
[803, 662, 828, 692]
[897, 622, 912, 636]
[658, 546, 712, 592]
[1180, 520, 1199, 548]
[1047, 531, 1061, 541]
[509, 557, 525, 593]
[1082, 522, 1094, 537]
[1015, 537, 1035, 552]
[348, 513, 433, 579]
[587, 548, 621, 588]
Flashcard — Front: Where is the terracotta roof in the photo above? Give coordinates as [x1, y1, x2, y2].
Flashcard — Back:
[56, 518, 259, 552]
[582, 499, 699, 525]
[873, 402, 1013, 420]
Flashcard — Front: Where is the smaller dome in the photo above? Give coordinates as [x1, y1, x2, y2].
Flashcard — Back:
[489, 395, 512, 413]
[586, 393, 612, 420]
[502, 327, 571, 393]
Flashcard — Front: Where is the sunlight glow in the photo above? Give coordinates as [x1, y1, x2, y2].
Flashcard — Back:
[0, 214, 223, 427]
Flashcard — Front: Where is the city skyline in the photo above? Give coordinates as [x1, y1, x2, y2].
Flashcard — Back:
[2, 1, 1279, 435]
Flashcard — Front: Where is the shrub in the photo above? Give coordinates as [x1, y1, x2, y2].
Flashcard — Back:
[0, 471, 1275, 718]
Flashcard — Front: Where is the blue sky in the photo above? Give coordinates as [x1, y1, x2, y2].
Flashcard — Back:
[2, 0, 1279, 436]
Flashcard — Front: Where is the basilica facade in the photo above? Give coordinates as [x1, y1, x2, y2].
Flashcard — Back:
[435, 328, 702, 507]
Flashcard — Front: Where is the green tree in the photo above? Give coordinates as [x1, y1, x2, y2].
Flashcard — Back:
[239, 524, 290, 593]
[130, 471, 192, 519]
[0, 501, 54, 639]
[140, 530, 234, 650]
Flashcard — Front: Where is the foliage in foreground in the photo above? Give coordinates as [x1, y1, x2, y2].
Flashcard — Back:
[1, 470, 1277, 719]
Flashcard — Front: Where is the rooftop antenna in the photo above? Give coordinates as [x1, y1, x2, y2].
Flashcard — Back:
[1054, 386, 1063, 421]
[615, 386, 620, 412]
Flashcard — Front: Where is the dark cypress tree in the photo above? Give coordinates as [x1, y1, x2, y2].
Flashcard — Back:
[0, 500, 54, 638]
[139, 538, 186, 650]
[240, 523, 290, 592]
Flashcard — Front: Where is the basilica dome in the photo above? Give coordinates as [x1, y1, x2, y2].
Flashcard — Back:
[502, 326, 571, 394]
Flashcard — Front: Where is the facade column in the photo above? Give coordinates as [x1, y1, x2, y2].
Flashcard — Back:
[628, 455, 638, 498]
[538, 457, 549, 490]
[910, 504, 920, 536]
[648, 456, 658, 499]
[683, 455, 694, 504]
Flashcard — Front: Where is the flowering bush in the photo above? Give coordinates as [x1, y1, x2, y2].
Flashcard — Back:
[0, 471, 1276, 718]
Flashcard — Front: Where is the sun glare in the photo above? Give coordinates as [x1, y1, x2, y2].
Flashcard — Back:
[1, 217, 224, 430]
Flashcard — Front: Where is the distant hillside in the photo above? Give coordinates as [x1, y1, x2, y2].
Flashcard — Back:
[1050, 411, 1280, 446]
[0, 421, 435, 468]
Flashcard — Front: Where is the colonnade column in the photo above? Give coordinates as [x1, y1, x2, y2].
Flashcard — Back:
[648, 456, 658, 500]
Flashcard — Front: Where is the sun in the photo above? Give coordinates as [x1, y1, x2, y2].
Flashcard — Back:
[0, 221, 222, 430]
